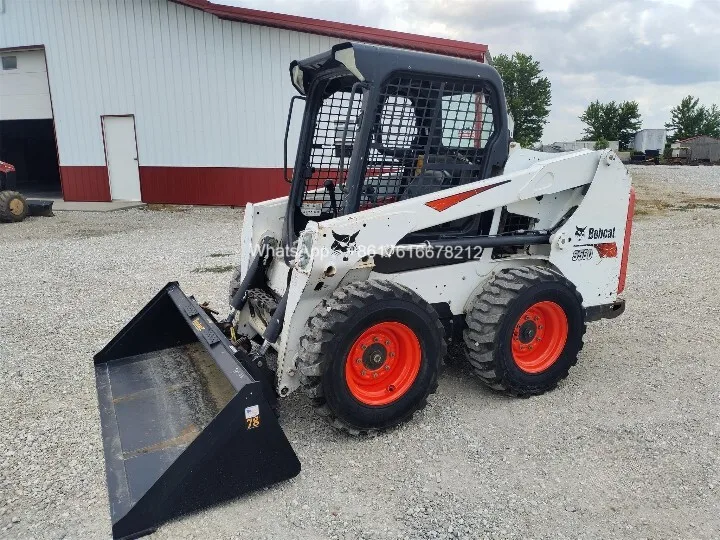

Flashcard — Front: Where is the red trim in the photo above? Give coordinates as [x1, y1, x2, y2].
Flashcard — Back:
[139, 166, 290, 206]
[618, 187, 635, 293]
[594, 242, 618, 258]
[425, 180, 510, 212]
[60, 166, 111, 202]
[170, 1, 487, 62]
[473, 93, 484, 149]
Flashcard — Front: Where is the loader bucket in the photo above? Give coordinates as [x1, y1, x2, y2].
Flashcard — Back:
[27, 199, 54, 217]
[94, 283, 300, 540]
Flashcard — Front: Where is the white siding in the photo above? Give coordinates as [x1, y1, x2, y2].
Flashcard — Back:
[0, 48, 52, 120]
[0, 0, 341, 167]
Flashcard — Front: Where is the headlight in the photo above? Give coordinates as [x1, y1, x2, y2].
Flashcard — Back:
[295, 230, 315, 271]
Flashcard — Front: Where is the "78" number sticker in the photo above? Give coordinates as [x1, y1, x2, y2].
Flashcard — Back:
[245, 405, 261, 430]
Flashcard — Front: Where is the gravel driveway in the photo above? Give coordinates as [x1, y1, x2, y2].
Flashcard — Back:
[1, 165, 719, 539]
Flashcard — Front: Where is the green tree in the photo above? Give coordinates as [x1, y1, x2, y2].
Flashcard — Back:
[594, 137, 609, 150]
[493, 52, 551, 148]
[579, 100, 641, 150]
[666, 96, 720, 141]
[701, 104, 720, 138]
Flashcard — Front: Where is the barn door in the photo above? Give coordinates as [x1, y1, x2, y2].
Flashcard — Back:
[103, 116, 141, 201]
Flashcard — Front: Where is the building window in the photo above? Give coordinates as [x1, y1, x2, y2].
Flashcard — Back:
[1, 56, 17, 70]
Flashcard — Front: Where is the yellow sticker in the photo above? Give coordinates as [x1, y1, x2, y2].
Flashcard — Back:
[192, 318, 205, 331]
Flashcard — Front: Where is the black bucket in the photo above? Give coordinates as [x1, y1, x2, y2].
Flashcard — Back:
[94, 283, 300, 540]
[27, 199, 54, 217]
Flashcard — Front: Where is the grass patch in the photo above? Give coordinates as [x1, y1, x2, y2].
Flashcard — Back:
[145, 204, 191, 213]
[193, 264, 235, 274]
[635, 194, 720, 217]
[75, 229, 112, 239]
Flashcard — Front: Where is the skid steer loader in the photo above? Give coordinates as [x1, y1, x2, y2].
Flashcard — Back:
[94, 42, 634, 539]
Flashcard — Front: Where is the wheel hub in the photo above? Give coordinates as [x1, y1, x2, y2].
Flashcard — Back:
[517, 320, 537, 343]
[362, 343, 387, 370]
[9, 198, 24, 216]
[511, 301, 569, 374]
[345, 321, 421, 406]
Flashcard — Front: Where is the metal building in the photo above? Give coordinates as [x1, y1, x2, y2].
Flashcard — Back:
[0, 0, 488, 205]
[673, 136, 720, 163]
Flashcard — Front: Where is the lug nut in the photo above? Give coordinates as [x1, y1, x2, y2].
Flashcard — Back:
[373, 373, 378, 378]
[361, 369, 367, 376]
[384, 365, 390, 371]
[390, 352, 395, 357]
[385, 340, 391, 345]
[361, 344, 367, 350]
[356, 358, 362, 364]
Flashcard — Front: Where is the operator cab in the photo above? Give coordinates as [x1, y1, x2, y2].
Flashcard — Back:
[284, 42, 510, 245]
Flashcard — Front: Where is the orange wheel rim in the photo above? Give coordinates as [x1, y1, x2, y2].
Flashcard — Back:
[511, 301, 568, 374]
[345, 321, 421, 406]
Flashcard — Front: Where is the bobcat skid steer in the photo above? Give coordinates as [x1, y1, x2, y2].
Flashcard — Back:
[93, 42, 634, 539]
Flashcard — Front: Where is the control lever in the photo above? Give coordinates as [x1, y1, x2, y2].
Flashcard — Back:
[324, 179, 338, 217]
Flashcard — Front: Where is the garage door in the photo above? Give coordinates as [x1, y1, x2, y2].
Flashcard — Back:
[0, 49, 52, 120]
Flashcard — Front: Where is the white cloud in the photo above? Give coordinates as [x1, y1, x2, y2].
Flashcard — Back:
[223, 0, 720, 143]
[534, 0, 576, 11]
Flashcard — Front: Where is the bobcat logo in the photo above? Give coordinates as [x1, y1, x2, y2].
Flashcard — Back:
[331, 230, 360, 253]
[575, 226, 587, 239]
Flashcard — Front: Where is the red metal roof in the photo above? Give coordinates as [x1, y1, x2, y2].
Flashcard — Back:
[676, 135, 720, 143]
[170, 0, 487, 61]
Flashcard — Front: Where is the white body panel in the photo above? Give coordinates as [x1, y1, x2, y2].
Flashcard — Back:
[239, 149, 633, 395]
[0, 0, 341, 168]
[103, 116, 141, 201]
[0, 49, 52, 120]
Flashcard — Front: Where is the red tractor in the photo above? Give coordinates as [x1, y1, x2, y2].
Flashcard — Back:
[0, 160, 54, 222]
[0, 161, 28, 222]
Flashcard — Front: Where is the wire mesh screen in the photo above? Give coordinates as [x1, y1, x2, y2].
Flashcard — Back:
[360, 76, 496, 211]
[299, 75, 497, 217]
[300, 89, 363, 218]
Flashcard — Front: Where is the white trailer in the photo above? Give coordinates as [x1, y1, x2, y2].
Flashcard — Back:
[633, 129, 667, 153]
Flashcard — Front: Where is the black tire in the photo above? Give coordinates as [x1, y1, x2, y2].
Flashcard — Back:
[463, 266, 585, 396]
[298, 280, 445, 435]
[0, 191, 28, 223]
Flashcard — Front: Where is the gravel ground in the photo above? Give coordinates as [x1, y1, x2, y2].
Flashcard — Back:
[1, 165, 719, 540]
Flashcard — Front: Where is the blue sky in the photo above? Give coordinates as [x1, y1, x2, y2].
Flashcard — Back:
[225, 0, 720, 143]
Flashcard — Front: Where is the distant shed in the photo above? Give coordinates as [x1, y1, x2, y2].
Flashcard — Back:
[674, 136, 720, 163]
